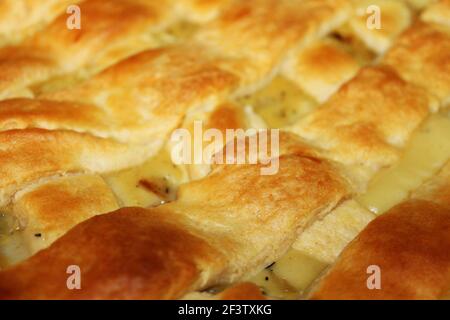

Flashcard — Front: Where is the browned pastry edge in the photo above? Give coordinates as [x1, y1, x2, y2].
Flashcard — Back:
[306, 9, 450, 299]
[12, 174, 120, 254]
[293, 65, 435, 173]
[383, 20, 450, 105]
[0, 132, 351, 299]
[0, 0, 354, 280]
[310, 199, 450, 300]
[0, 0, 80, 46]
[0, 207, 224, 300]
[0, 0, 446, 298]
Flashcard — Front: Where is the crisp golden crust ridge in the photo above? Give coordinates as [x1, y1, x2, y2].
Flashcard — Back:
[42, 46, 239, 145]
[311, 163, 450, 300]
[0, 0, 447, 301]
[0, 207, 224, 299]
[422, 0, 450, 27]
[194, 0, 352, 95]
[282, 39, 360, 103]
[13, 174, 120, 255]
[290, 66, 434, 180]
[0, 129, 159, 207]
[28, 0, 173, 72]
[0, 134, 351, 299]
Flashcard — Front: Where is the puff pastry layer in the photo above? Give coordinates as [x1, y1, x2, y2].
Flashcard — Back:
[0, 0, 449, 300]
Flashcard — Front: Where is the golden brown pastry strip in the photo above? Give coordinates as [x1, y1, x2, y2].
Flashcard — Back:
[290, 66, 436, 188]
[0, 133, 351, 299]
[348, 0, 413, 54]
[0, 207, 223, 299]
[0, 1, 446, 297]
[0, 129, 159, 208]
[276, 3, 450, 294]
[194, 0, 351, 95]
[310, 163, 450, 300]
[0, 0, 80, 46]
[0, 0, 175, 99]
[422, 0, 450, 28]
[289, 6, 450, 190]
[176, 0, 233, 23]
[12, 174, 120, 255]
[0, 0, 353, 262]
[282, 38, 361, 103]
[281, 0, 419, 104]
[383, 21, 450, 106]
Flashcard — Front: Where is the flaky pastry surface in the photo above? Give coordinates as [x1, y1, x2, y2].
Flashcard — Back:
[0, 0, 449, 300]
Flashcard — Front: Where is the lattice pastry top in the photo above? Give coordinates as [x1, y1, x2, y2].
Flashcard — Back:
[0, 0, 449, 300]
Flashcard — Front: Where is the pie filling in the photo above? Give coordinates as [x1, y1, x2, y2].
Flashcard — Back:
[104, 148, 188, 208]
[0, 211, 28, 268]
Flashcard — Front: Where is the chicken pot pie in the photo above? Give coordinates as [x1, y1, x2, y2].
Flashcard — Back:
[0, 0, 449, 300]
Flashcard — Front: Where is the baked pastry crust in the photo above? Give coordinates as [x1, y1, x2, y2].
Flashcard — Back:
[194, 0, 351, 94]
[310, 163, 450, 300]
[0, 133, 351, 299]
[384, 21, 450, 106]
[291, 66, 435, 179]
[0, 0, 449, 300]
[0, 0, 78, 46]
[0, 0, 177, 100]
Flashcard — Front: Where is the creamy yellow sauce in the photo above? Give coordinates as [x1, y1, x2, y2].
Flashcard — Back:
[104, 148, 188, 208]
[358, 114, 450, 214]
[250, 250, 327, 299]
[236, 76, 318, 128]
[0, 212, 29, 269]
[250, 202, 373, 298]
[31, 21, 200, 96]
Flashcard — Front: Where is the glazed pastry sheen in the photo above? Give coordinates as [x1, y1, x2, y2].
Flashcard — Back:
[0, 0, 449, 300]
